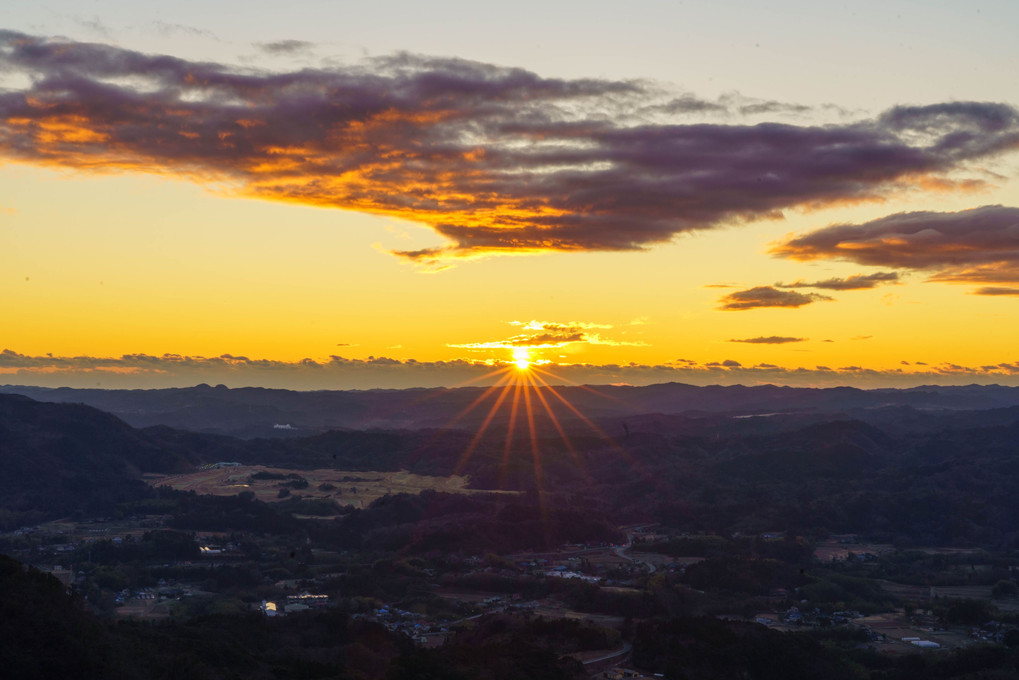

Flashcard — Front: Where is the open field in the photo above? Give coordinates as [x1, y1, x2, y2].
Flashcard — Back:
[858, 612, 971, 652]
[814, 541, 895, 562]
[435, 589, 505, 603]
[146, 465, 506, 510]
[629, 551, 693, 568]
[115, 597, 173, 620]
[530, 600, 625, 629]
[877, 580, 994, 601]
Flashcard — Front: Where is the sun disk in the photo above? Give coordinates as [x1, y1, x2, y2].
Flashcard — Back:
[512, 347, 532, 371]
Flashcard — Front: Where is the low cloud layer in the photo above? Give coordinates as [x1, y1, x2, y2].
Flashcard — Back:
[773, 205, 1019, 292]
[718, 287, 832, 311]
[6, 348, 1019, 390]
[2, 31, 1018, 266]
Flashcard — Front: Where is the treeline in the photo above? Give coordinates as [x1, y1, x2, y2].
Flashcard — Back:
[128, 487, 620, 556]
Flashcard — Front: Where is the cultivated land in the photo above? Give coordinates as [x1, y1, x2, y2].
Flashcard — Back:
[814, 541, 896, 562]
[146, 465, 489, 508]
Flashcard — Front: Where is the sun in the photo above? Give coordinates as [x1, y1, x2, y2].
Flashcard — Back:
[512, 346, 532, 371]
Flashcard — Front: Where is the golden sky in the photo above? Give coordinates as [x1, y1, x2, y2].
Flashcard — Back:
[3, 4, 1019, 389]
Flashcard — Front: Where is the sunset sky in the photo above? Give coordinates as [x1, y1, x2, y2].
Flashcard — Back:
[4, 0, 1019, 389]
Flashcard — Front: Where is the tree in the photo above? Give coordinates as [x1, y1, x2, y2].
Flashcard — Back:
[991, 580, 1019, 599]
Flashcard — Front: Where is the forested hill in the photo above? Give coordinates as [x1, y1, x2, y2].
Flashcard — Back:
[5, 382, 1019, 438]
[6, 392, 1019, 546]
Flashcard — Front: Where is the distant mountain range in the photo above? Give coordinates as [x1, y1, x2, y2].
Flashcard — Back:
[5, 381, 1019, 438]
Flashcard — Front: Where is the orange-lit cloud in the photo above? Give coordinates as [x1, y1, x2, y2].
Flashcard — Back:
[2, 31, 1019, 266]
[772, 206, 1019, 292]
[449, 319, 646, 351]
[717, 286, 832, 311]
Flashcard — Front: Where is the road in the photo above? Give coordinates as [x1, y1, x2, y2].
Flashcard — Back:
[614, 525, 657, 574]
[581, 640, 633, 667]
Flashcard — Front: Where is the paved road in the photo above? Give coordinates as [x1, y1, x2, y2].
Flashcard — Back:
[582, 640, 633, 667]
[614, 525, 657, 574]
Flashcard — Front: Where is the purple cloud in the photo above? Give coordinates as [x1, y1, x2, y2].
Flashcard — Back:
[718, 287, 832, 311]
[778, 272, 901, 290]
[773, 205, 1019, 287]
[1, 31, 1018, 266]
[729, 336, 807, 344]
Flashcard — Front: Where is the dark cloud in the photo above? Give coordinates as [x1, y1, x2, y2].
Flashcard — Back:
[512, 332, 586, 346]
[778, 272, 901, 290]
[973, 287, 1019, 296]
[654, 94, 728, 115]
[256, 40, 314, 55]
[737, 100, 811, 116]
[649, 93, 824, 118]
[729, 336, 807, 344]
[773, 205, 1019, 287]
[1, 32, 1018, 266]
[718, 286, 832, 311]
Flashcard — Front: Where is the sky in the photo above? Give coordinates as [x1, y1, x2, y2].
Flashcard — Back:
[3, 0, 1019, 390]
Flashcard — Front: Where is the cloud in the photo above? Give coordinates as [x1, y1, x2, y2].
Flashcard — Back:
[647, 92, 832, 119]
[256, 40, 315, 55]
[973, 287, 1019, 296]
[718, 286, 832, 311]
[729, 336, 807, 344]
[1, 32, 1018, 267]
[450, 319, 646, 351]
[510, 320, 611, 332]
[5, 347, 1019, 390]
[153, 22, 218, 39]
[651, 93, 729, 115]
[74, 18, 113, 38]
[778, 272, 901, 290]
[772, 205, 1019, 288]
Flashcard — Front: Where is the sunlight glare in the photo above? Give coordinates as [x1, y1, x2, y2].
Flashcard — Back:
[512, 346, 532, 371]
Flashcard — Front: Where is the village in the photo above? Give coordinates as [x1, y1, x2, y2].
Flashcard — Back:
[5, 508, 1019, 678]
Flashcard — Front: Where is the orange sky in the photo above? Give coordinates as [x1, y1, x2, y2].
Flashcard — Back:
[3, 10, 1019, 390]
